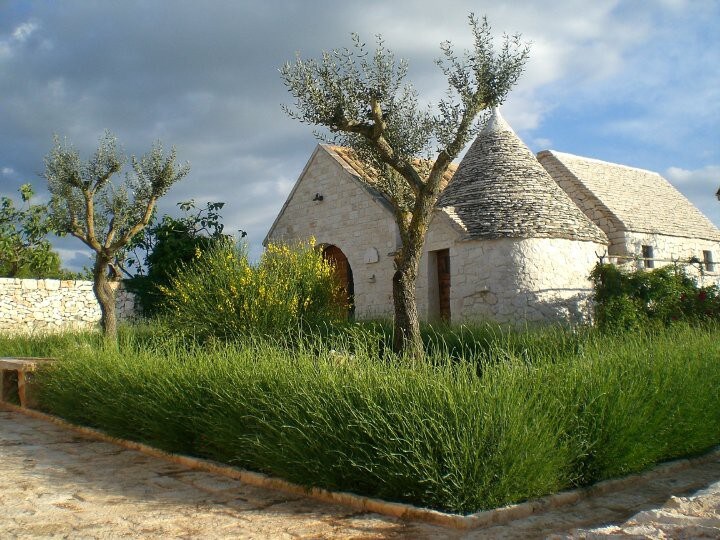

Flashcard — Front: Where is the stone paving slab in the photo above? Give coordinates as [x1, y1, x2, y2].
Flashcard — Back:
[1, 409, 720, 539]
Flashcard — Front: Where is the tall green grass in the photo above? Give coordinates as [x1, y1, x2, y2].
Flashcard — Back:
[6, 323, 718, 514]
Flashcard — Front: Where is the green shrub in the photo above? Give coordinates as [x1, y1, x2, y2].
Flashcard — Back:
[123, 201, 235, 316]
[590, 263, 720, 332]
[159, 239, 345, 340]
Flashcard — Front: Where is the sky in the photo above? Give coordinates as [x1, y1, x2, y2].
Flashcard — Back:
[1, 0, 718, 270]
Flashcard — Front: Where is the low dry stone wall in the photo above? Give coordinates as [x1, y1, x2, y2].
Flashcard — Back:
[0, 278, 138, 334]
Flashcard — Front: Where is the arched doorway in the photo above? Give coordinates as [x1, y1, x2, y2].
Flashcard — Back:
[322, 245, 355, 318]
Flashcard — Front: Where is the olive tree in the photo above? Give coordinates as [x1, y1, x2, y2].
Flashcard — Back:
[281, 14, 529, 357]
[45, 132, 189, 340]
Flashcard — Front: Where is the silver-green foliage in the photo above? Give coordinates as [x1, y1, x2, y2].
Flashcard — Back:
[45, 131, 190, 338]
[280, 14, 529, 212]
[45, 132, 190, 258]
[281, 14, 530, 356]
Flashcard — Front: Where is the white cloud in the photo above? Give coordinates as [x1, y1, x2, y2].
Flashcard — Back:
[0, 20, 39, 59]
[1, 167, 14, 176]
[665, 165, 720, 227]
[12, 22, 38, 43]
[1, 1, 718, 267]
[666, 165, 720, 186]
[532, 138, 553, 150]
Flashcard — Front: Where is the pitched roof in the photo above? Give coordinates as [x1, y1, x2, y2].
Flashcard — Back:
[539, 150, 720, 242]
[324, 145, 458, 192]
[436, 109, 608, 244]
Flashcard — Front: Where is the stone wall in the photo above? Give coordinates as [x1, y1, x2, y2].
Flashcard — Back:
[419, 215, 603, 325]
[266, 146, 399, 319]
[0, 278, 138, 334]
[612, 232, 720, 286]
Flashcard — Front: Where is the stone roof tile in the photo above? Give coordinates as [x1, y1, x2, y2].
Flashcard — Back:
[324, 145, 457, 192]
[541, 151, 720, 242]
[437, 109, 608, 244]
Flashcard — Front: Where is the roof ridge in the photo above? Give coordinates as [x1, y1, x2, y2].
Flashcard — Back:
[540, 149, 661, 176]
[543, 150, 720, 242]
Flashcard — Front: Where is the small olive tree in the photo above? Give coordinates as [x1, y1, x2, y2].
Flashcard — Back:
[45, 132, 189, 340]
[281, 14, 529, 357]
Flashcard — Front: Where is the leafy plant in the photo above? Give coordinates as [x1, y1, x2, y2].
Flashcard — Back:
[0, 184, 67, 278]
[123, 200, 243, 315]
[590, 262, 720, 332]
[159, 239, 345, 340]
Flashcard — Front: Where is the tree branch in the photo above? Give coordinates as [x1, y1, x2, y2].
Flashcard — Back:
[82, 189, 101, 251]
[111, 196, 157, 252]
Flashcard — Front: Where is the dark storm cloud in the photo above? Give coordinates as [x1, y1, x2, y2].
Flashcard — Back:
[1, 1, 719, 268]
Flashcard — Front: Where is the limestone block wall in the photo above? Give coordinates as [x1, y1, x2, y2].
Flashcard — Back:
[0, 278, 138, 334]
[611, 232, 720, 286]
[507, 238, 606, 324]
[418, 217, 603, 325]
[266, 147, 399, 319]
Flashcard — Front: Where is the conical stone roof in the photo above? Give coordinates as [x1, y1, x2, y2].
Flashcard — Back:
[437, 108, 608, 244]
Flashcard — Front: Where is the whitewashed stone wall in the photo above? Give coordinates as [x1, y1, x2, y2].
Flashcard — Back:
[610, 232, 720, 286]
[418, 212, 604, 325]
[266, 146, 399, 319]
[0, 278, 138, 334]
[270, 149, 606, 326]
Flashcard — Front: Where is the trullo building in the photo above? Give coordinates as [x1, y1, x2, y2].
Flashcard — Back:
[266, 108, 720, 325]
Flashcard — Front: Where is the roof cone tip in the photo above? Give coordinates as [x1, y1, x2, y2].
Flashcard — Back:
[483, 106, 515, 135]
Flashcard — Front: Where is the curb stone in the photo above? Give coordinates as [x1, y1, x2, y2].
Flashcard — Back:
[3, 402, 719, 531]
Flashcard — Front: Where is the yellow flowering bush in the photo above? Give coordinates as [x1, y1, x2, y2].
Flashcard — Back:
[161, 239, 345, 340]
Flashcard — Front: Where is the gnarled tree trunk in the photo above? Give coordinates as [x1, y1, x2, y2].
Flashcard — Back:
[92, 255, 117, 341]
[391, 220, 427, 359]
[392, 262, 422, 360]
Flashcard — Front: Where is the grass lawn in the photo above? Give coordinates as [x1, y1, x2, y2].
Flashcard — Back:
[1, 321, 719, 514]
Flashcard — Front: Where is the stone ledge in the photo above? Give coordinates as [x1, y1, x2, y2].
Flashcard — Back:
[2, 401, 718, 531]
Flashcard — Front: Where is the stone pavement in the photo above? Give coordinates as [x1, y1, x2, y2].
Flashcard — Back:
[1, 409, 719, 539]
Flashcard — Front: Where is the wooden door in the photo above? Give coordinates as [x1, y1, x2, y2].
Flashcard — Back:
[436, 249, 451, 322]
[322, 245, 355, 318]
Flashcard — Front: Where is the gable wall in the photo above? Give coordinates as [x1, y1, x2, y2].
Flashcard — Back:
[538, 151, 625, 249]
[266, 149, 398, 319]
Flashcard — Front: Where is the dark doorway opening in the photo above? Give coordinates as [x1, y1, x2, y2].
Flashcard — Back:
[322, 245, 355, 318]
[436, 248, 451, 322]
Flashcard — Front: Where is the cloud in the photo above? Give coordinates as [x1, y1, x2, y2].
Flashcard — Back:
[0, 0, 718, 270]
[665, 165, 720, 227]
[12, 22, 38, 42]
[0, 20, 39, 58]
[1, 167, 14, 176]
[666, 165, 720, 185]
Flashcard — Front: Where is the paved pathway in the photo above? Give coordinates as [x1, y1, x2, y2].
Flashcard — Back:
[2, 409, 719, 539]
